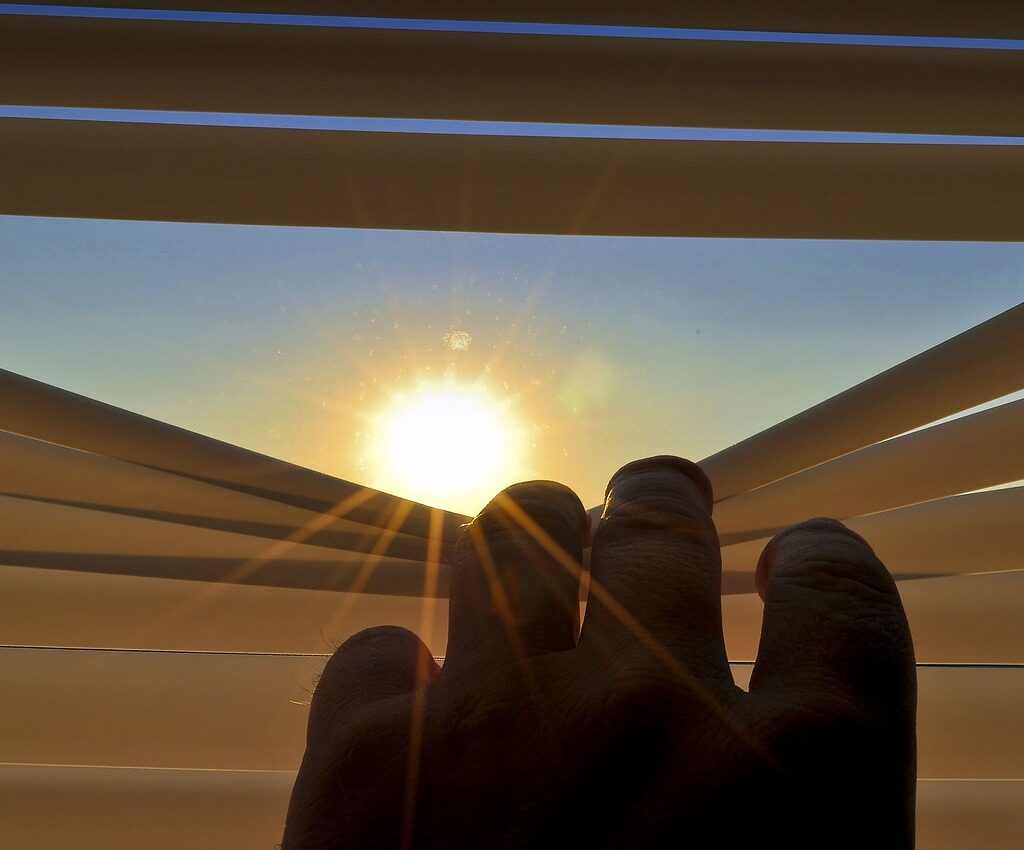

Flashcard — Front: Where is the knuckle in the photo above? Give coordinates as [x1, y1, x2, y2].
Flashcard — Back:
[595, 666, 681, 728]
[766, 701, 870, 770]
[763, 692, 911, 779]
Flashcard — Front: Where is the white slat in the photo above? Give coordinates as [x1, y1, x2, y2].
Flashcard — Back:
[9, 1, 1024, 39]
[722, 571, 1024, 665]
[0, 494, 444, 596]
[4, 14, 1022, 136]
[4, 118, 1024, 240]
[714, 397, 1024, 542]
[0, 430, 434, 560]
[4, 565, 1017, 664]
[0, 369, 467, 539]
[0, 647, 1018, 778]
[916, 780, 1024, 850]
[0, 564, 450, 655]
[719, 487, 1024, 590]
[0, 766, 1015, 850]
[0, 767, 1018, 850]
[0, 764, 293, 850]
[700, 302, 1024, 500]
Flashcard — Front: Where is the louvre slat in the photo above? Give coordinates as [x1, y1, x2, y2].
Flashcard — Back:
[10, 1, 1024, 39]
[722, 571, 1024, 664]
[701, 302, 1024, 500]
[0, 369, 467, 540]
[719, 488, 1024, 588]
[0, 564, 451, 655]
[715, 398, 1024, 543]
[0, 764, 293, 850]
[0, 494, 446, 596]
[4, 14, 1023, 135]
[3, 565, 1017, 664]
[3, 118, 1023, 240]
[916, 780, 1024, 850]
[0, 766, 1019, 850]
[731, 665, 1024, 781]
[0, 646, 1018, 777]
[0, 647, 314, 770]
[0, 430, 438, 560]
[0, 766, 1017, 850]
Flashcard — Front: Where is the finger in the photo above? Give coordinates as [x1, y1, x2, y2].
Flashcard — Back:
[750, 518, 916, 715]
[445, 480, 588, 668]
[306, 625, 439, 741]
[581, 456, 730, 681]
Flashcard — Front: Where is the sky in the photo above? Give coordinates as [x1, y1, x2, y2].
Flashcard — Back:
[3, 216, 1022, 512]
[2, 6, 1023, 512]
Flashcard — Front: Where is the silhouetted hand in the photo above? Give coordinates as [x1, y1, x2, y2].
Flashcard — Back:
[282, 456, 916, 849]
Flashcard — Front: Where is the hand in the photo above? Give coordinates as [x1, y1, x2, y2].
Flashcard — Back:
[282, 456, 916, 849]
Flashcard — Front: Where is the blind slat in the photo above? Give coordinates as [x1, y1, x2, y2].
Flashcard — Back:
[0, 430, 435, 560]
[0, 647, 1016, 778]
[720, 487, 1024, 586]
[0, 368, 466, 540]
[0, 564, 451, 655]
[3, 118, 1023, 239]
[4, 15, 1023, 135]
[3, 767, 1018, 850]
[9, 1, 1024, 39]
[0, 494, 445, 596]
[0, 764, 293, 850]
[721, 570, 1024, 664]
[701, 302, 1024, 500]
[4, 563, 1015, 663]
[715, 396, 1024, 542]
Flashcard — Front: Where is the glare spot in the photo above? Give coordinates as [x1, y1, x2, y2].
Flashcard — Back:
[443, 330, 473, 351]
[367, 377, 526, 514]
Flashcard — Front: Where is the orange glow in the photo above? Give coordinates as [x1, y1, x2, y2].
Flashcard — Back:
[367, 377, 528, 514]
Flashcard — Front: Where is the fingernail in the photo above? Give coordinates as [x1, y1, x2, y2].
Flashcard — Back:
[755, 518, 874, 601]
[485, 480, 590, 537]
[604, 455, 714, 512]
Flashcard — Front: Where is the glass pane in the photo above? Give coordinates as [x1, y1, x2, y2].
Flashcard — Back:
[3, 215, 1022, 513]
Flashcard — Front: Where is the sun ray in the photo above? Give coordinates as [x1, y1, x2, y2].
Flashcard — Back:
[400, 508, 445, 850]
[125, 485, 383, 646]
[319, 499, 416, 643]
[492, 493, 781, 769]
[457, 521, 542, 703]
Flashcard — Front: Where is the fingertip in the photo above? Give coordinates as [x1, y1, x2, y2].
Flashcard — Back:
[754, 544, 771, 603]
[604, 455, 714, 513]
[310, 626, 438, 733]
[749, 518, 914, 727]
[754, 517, 878, 602]
[467, 480, 590, 543]
[448, 479, 587, 663]
[583, 455, 728, 677]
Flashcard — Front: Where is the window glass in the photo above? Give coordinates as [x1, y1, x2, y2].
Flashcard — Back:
[3, 215, 1022, 512]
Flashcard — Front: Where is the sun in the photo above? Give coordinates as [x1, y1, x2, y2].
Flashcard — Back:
[367, 377, 528, 515]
